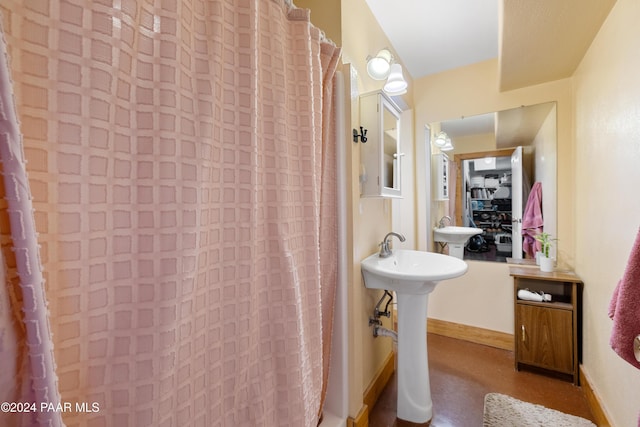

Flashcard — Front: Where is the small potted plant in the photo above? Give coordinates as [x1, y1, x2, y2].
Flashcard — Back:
[535, 232, 556, 272]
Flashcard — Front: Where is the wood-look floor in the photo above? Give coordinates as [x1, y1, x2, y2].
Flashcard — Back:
[369, 333, 596, 427]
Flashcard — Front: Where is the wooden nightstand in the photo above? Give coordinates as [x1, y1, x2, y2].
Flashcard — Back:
[509, 267, 583, 384]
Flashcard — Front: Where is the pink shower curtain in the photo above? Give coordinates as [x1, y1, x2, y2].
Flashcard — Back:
[0, 1, 340, 426]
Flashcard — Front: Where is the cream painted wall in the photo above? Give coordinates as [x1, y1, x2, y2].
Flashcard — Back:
[531, 105, 558, 246]
[448, 132, 497, 154]
[572, 0, 640, 424]
[294, 0, 342, 45]
[304, 0, 640, 424]
[430, 261, 516, 333]
[393, 109, 416, 249]
[303, 0, 404, 416]
[414, 60, 574, 335]
[302, 0, 403, 417]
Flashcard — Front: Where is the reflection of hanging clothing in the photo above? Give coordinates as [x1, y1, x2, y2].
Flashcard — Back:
[522, 182, 543, 258]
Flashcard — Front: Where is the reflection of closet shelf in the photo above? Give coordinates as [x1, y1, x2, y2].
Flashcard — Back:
[469, 186, 494, 200]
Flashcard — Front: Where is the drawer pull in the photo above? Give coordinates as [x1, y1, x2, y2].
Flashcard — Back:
[521, 325, 525, 342]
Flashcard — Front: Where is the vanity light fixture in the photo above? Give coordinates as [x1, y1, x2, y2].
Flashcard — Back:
[440, 138, 454, 151]
[434, 131, 454, 151]
[434, 131, 448, 147]
[366, 48, 393, 80]
[383, 63, 408, 96]
[366, 49, 409, 96]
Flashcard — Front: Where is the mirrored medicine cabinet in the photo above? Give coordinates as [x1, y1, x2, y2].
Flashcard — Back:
[359, 91, 403, 198]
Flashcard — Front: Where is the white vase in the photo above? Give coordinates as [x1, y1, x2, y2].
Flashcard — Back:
[539, 256, 554, 272]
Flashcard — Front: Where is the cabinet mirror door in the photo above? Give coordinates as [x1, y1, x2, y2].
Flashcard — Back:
[381, 96, 401, 196]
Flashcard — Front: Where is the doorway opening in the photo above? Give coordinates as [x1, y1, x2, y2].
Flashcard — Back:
[454, 148, 530, 262]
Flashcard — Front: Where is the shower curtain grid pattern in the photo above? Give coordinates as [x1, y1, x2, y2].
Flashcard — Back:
[0, 0, 340, 426]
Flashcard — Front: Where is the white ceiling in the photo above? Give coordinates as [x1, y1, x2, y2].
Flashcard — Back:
[494, 102, 555, 148]
[365, 0, 617, 90]
[365, 0, 499, 80]
[441, 113, 494, 139]
[440, 102, 556, 149]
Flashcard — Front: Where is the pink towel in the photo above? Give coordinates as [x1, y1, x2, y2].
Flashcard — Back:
[608, 227, 640, 370]
[521, 182, 543, 258]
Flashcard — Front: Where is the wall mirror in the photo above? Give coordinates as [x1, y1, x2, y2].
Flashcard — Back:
[382, 102, 400, 191]
[431, 101, 557, 263]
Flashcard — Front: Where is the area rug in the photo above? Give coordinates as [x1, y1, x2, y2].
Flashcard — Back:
[483, 393, 596, 426]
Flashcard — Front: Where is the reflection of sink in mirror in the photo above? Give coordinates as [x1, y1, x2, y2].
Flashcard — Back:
[433, 226, 483, 244]
[433, 226, 482, 259]
[361, 249, 468, 423]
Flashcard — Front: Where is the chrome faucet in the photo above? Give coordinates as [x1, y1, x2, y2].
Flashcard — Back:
[438, 215, 452, 228]
[379, 232, 406, 258]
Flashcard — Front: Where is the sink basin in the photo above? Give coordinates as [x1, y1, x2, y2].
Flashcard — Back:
[433, 226, 483, 259]
[361, 249, 468, 294]
[361, 249, 468, 423]
[433, 226, 483, 244]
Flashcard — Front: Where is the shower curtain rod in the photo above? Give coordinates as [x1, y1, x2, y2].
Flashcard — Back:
[283, 0, 337, 47]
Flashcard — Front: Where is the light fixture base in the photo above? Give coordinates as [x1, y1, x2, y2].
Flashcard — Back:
[366, 48, 393, 80]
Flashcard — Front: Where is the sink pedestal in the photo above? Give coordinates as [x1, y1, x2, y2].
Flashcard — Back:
[360, 249, 469, 424]
[447, 243, 465, 259]
[396, 292, 432, 423]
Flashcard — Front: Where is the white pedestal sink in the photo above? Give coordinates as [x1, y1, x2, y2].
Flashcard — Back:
[361, 249, 468, 423]
[433, 226, 483, 259]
